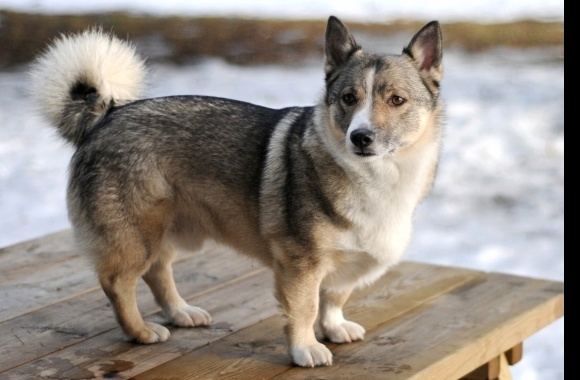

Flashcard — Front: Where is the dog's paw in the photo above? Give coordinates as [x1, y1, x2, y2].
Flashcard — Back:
[323, 320, 365, 343]
[168, 305, 212, 327]
[290, 342, 333, 367]
[133, 322, 170, 344]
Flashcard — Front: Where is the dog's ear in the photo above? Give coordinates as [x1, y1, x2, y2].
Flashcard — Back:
[324, 16, 361, 75]
[403, 21, 443, 83]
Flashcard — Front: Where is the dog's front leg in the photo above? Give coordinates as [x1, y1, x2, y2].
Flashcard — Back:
[274, 259, 332, 367]
[319, 287, 365, 343]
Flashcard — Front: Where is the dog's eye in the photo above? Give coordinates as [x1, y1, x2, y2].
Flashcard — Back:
[390, 95, 406, 106]
[342, 93, 357, 105]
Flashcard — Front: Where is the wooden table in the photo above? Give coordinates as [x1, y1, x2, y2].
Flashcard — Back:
[0, 230, 564, 379]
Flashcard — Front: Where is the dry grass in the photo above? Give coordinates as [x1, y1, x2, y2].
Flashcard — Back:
[0, 10, 564, 70]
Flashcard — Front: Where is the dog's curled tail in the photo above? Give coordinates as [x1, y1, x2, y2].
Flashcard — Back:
[29, 28, 147, 146]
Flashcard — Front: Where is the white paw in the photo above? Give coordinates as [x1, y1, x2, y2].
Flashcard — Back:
[290, 342, 333, 367]
[134, 322, 170, 344]
[323, 320, 365, 343]
[168, 305, 212, 327]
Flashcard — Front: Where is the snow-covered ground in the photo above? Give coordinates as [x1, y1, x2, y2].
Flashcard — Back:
[0, 0, 564, 22]
[0, 1, 564, 378]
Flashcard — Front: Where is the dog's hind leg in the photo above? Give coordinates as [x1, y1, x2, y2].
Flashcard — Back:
[319, 287, 365, 343]
[94, 199, 201, 344]
[142, 244, 212, 328]
[96, 238, 171, 344]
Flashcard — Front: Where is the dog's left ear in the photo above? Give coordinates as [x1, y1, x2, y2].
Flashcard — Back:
[324, 16, 361, 76]
[403, 21, 443, 83]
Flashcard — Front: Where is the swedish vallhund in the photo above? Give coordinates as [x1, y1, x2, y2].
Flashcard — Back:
[30, 16, 443, 366]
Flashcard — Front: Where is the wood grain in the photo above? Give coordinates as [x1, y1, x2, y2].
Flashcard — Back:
[0, 242, 265, 373]
[134, 267, 563, 380]
[134, 263, 484, 379]
[0, 232, 564, 380]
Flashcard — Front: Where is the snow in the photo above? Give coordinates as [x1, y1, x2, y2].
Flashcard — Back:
[0, 0, 564, 22]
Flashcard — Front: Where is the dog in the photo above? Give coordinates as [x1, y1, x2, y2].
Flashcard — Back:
[29, 16, 443, 367]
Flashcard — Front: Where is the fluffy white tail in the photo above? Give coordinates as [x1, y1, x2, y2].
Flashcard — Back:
[29, 28, 147, 146]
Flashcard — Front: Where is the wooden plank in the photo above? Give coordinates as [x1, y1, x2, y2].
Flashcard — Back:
[133, 316, 290, 380]
[461, 356, 500, 379]
[1, 268, 278, 379]
[0, 230, 227, 322]
[498, 354, 513, 380]
[462, 354, 514, 380]
[0, 244, 263, 372]
[0, 230, 88, 322]
[273, 271, 563, 380]
[133, 268, 563, 380]
[3, 261, 471, 379]
[505, 343, 523, 365]
[0, 230, 74, 270]
[0, 231, 565, 380]
[0, 270, 278, 379]
[328, 261, 483, 333]
[134, 262, 483, 379]
[462, 343, 521, 380]
[404, 273, 564, 380]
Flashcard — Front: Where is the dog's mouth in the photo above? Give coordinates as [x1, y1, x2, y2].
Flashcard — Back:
[355, 151, 376, 157]
[354, 152, 375, 157]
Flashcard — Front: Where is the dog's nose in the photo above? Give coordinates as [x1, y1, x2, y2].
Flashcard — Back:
[350, 128, 376, 149]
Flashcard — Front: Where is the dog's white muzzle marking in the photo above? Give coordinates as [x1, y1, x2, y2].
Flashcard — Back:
[346, 69, 377, 157]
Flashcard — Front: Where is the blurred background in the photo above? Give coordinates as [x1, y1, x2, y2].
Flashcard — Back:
[0, 1, 565, 70]
[0, 1, 564, 379]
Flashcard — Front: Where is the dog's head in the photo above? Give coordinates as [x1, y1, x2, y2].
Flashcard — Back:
[321, 16, 443, 161]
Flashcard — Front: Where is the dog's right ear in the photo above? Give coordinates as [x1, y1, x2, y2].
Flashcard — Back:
[324, 16, 361, 76]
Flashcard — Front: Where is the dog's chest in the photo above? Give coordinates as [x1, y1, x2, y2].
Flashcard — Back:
[328, 156, 431, 287]
[336, 173, 414, 262]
